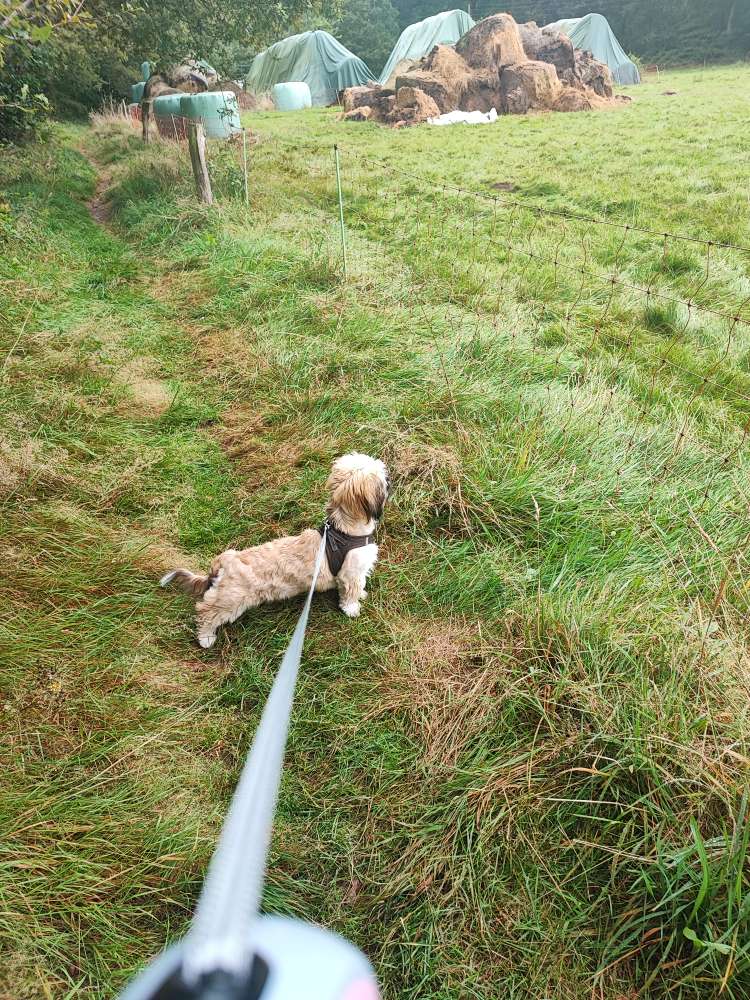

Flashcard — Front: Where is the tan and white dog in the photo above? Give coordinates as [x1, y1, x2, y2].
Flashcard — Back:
[161, 453, 388, 648]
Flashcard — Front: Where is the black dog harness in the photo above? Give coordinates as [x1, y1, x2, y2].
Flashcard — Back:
[318, 521, 374, 577]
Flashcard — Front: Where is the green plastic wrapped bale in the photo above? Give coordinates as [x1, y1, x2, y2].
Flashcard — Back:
[246, 29, 374, 107]
[141, 61, 151, 82]
[180, 92, 241, 139]
[131, 81, 145, 103]
[272, 82, 312, 111]
[153, 94, 183, 118]
[153, 94, 186, 138]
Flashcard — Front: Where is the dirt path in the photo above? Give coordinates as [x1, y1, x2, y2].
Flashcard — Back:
[87, 166, 113, 224]
[77, 137, 114, 225]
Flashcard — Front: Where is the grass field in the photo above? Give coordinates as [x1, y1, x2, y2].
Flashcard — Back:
[2, 64, 750, 999]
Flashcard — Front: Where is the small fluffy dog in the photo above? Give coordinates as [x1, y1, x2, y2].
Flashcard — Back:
[160, 453, 388, 648]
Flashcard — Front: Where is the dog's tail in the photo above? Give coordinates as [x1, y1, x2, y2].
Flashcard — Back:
[160, 568, 215, 597]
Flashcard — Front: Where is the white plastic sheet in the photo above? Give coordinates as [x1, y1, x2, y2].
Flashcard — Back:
[427, 107, 498, 126]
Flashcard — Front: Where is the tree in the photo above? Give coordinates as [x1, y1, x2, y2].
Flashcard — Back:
[0, 0, 91, 140]
[468, 0, 750, 62]
[0, 0, 89, 66]
[335, 0, 400, 73]
[115, 0, 344, 74]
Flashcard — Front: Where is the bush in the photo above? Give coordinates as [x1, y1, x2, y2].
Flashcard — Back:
[0, 85, 52, 143]
[0, 39, 55, 144]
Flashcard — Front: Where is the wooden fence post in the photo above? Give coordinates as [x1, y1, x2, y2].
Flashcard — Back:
[142, 100, 151, 144]
[187, 120, 213, 205]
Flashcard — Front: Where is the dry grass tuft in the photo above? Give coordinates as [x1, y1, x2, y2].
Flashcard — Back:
[216, 404, 329, 488]
[89, 99, 133, 130]
[372, 617, 505, 767]
[382, 437, 467, 532]
[112, 358, 172, 416]
[0, 436, 72, 498]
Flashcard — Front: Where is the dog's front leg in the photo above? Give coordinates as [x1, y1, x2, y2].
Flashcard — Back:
[336, 546, 377, 618]
[337, 572, 362, 618]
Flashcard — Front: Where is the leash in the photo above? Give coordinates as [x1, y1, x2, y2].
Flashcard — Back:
[120, 527, 379, 1000]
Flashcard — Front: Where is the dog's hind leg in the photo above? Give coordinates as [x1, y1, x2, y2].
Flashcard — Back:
[195, 581, 254, 648]
[195, 598, 234, 649]
[195, 610, 223, 649]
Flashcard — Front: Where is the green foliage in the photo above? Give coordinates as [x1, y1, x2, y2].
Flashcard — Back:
[0, 55, 52, 142]
[335, 0, 401, 73]
[395, 1, 750, 62]
[392, 0, 451, 31]
[0, 0, 90, 139]
[0, 0, 89, 66]
[602, 801, 750, 993]
[0, 0, 343, 139]
[85, 0, 345, 79]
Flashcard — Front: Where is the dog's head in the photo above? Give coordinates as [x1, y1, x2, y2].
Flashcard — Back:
[326, 453, 389, 527]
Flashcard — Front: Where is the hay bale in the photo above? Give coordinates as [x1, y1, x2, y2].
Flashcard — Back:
[210, 80, 257, 109]
[393, 73, 449, 113]
[500, 60, 562, 114]
[343, 105, 373, 121]
[342, 84, 396, 118]
[339, 10, 622, 126]
[518, 22, 576, 77]
[343, 85, 377, 111]
[460, 68, 504, 113]
[573, 50, 614, 97]
[381, 58, 420, 90]
[455, 13, 526, 70]
[554, 88, 597, 113]
[394, 86, 440, 122]
[394, 44, 470, 113]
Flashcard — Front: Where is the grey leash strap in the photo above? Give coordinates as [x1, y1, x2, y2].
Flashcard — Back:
[181, 529, 328, 984]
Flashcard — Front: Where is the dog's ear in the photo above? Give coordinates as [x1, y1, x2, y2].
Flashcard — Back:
[362, 477, 387, 521]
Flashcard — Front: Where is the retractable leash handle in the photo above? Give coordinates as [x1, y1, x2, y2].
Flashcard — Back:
[119, 530, 380, 1000]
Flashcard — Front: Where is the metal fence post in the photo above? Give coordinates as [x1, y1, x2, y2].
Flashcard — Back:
[242, 128, 249, 207]
[334, 144, 348, 280]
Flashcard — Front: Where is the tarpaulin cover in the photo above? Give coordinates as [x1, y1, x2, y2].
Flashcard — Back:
[246, 29, 375, 106]
[379, 9, 474, 86]
[545, 12, 641, 85]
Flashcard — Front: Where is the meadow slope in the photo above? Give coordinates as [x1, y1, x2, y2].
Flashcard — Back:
[1, 65, 750, 999]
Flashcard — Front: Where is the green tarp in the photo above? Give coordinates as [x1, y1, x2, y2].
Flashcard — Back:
[378, 9, 475, 86]
[545, 12, 640, 86]
[246, 29, 375, 107]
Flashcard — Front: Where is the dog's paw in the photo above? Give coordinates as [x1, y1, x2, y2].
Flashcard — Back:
[361, 590, 368, 600]
[340, 602, 361, 619]
[197, 633, 217, 649]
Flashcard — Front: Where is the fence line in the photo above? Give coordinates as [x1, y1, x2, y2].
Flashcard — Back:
[311, 143, 750, 626]
[333, 146, 750, 434]
[354, 152, 750, 255]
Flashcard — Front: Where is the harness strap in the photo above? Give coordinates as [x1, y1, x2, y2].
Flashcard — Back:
[318, 521, 373, 576]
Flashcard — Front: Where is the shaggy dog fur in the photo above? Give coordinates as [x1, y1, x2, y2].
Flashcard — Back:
[160, 453, 388, 648]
